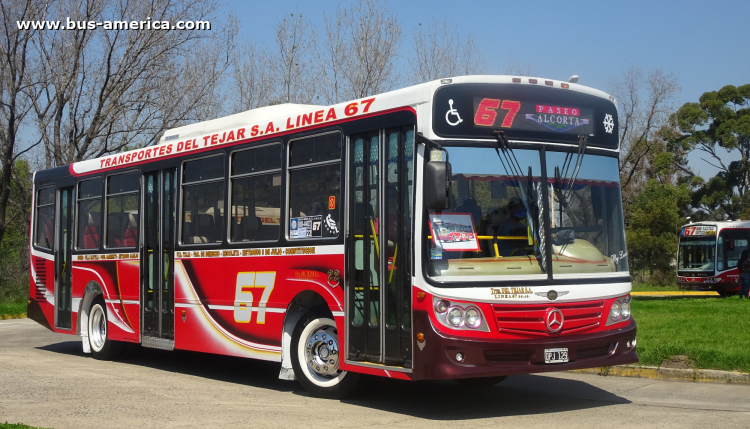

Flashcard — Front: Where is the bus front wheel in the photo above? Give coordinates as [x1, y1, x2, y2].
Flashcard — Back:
[291, 312, 359, 399]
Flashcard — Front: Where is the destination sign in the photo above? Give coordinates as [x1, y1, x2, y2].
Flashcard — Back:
[433, 83, 619, 148]
[681, 225, 717, 236]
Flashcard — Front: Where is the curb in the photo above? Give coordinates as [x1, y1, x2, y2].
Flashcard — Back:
[571, 365, 750, 384]
[631, 291, 719, 297]
[0, 314, 26, 320]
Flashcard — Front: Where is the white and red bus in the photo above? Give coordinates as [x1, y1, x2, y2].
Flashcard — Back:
[28, 75, 636, 398]
[677, 220, 750, 296]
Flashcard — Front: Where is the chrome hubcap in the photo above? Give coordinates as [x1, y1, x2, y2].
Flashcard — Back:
[305, 326, 339, 377]
[90, 305, 106, 350]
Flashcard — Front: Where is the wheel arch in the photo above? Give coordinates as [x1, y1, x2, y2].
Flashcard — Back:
[77, 281, 105, 353]
[279, 290, 334, 380]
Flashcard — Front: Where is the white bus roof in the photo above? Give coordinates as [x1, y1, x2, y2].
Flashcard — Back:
[681, 220, 750, 230]
[65, 75, 617, 177]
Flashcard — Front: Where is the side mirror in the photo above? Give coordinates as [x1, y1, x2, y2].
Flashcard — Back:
[728, 240, 735, 251]
[424, 161, 452, 210]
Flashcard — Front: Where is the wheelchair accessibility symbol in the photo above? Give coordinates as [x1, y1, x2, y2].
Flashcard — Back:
[445, 99, 463, 126]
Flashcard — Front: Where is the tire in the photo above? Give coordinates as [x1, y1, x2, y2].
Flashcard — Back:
[290, 312, 359, 399]
[88, 298, 124, 360]
[453, 376, 508, 389]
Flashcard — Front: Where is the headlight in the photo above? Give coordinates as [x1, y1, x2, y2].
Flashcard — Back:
[610, 301, 621, 321]
[621, 300, 630, 319]
[464, 307, 482, 328]
[434, 299, 450, 313]
[446, 307, 463, 326]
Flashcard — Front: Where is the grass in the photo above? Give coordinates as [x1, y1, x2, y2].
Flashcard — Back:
[0, 300, 26, 319]
[1, 423, 49, 429]
[631, 282, 682, 292]
[632, 296, 750, 373]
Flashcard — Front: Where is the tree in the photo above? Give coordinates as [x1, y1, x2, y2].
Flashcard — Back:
[408, 19, 485, 84]
[626, 180, 691, 285]
[271, 12, 318, 104]
[667, 84, 750, 219]
[0, 0, 43, 251]
[229, 43, 277, 111]
[610, 67, 682, 208]
[29, 0, 237, 167]
[0, 159, 31, 301]
[315, 0, 402, 104]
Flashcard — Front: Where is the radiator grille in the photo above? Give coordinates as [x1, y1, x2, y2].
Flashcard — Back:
[492, 301, 604, 336]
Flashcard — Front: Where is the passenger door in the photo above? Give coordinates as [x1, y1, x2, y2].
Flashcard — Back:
[347, 127, 414, 368]
[54, 187, 73, 329]
[141, 169, 176, 349]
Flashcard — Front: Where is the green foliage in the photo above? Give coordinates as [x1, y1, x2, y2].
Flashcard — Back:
[668, 83, 750, 219]
[0, 301, 27, 318]
[0, 423, 50, 429]
[633, 297, 750, 372]
[0, 160, 32, 303]
[626, 180, 691, 285]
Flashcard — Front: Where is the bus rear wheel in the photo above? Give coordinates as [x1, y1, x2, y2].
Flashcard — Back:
[88, 297, 124, 360]
[453, 376, 508, 388]
[291, 312, 359, 399]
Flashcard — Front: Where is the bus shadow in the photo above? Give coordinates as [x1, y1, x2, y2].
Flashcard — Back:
[36, 341, 300, 393]
[344, 374, 630, 419]
[37, 340, 628, 418]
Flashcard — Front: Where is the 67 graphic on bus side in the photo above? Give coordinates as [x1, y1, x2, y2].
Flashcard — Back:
[234, 272, 276, 324]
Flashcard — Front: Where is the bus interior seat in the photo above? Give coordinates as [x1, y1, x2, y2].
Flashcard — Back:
[258, 222, 279, 240]
[84, 213, 101, 248]
[44, 218, 54, 248]
[123, 213, 138, 247]
[107, 213, 127, 247]
[194, 213, 215, 243]
[238, 216, 260, 241]
[307, 202, 325, 216]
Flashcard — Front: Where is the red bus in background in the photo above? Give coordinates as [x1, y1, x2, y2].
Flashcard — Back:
[28, 75, 637, 399]
[677, 220, 750, 296]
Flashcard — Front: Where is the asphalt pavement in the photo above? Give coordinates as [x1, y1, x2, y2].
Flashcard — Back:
[1, 318, 749, 428]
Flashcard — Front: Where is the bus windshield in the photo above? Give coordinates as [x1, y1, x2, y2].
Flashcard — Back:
[426, 146, 628, 283]
[678, 237, 716, 272]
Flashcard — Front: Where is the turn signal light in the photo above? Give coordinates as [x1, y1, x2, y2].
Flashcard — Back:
[416, 291, 426, 301]
[417, 333, 425, 343]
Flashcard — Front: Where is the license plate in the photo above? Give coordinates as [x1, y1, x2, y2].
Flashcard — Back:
[544, 348, 569, 363]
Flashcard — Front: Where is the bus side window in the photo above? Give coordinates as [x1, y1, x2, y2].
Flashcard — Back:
[288, 132, 341, 239]
[181, 154, 225, 244]
[76, 178, 103, 250]
[34, 186, 56, 250]
[230, 143, 282, 243]
[105, 171, 140, 248]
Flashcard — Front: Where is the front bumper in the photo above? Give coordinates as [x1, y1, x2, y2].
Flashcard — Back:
[412, 310, 638, 380]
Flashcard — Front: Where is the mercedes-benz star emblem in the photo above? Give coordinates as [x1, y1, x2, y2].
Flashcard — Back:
[546, 308, 564, 333]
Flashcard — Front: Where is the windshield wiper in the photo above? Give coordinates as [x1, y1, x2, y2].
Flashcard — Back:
[492, 130, 545, 271]
[554, 135, 588, 219]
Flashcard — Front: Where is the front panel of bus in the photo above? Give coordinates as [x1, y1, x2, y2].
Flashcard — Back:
[410, 81, 637, 379]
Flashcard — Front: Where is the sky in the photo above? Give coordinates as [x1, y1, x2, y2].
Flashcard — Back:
[224, 0, 749, 179]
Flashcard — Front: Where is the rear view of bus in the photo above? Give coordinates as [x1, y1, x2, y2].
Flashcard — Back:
[408, 77, 637, 382]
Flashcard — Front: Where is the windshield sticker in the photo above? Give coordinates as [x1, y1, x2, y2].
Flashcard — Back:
[681, 226, 717, 236]
[431, 248, 443, 260]
[290, 215, 322, 239]
[428, 212, 480, 252]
